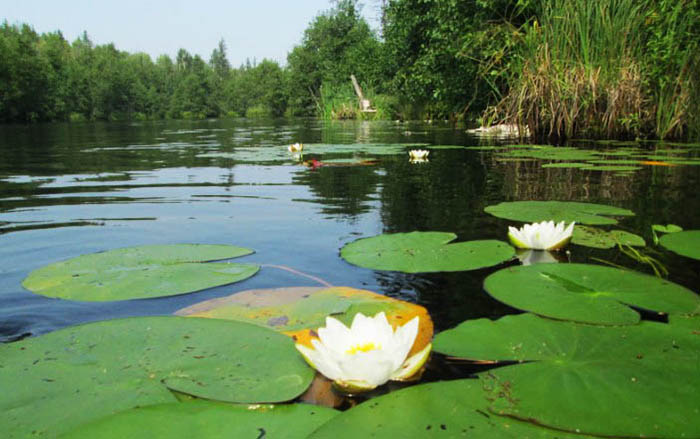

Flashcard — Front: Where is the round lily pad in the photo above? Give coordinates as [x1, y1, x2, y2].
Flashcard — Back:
[572, 226, 646, 249]
[484, 201, 634, 225]
[22, 244, 259, 301]
[61, 400, 338, 439]
[659, 230, 700, 260]
[483, 263, 699, 325]
[308, 378, 592, 439]
[0, 316, 314, 438]
[340, 232, 514, 273]
[176, 286, 434, 358]
[433, 313, 700, 438]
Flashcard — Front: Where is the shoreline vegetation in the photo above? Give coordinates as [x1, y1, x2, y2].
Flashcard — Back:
[1, 0, 698, 140]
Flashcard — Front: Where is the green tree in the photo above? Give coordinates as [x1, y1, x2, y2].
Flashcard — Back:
[286, 0, 384, 116]
[0, 23, 53, 122]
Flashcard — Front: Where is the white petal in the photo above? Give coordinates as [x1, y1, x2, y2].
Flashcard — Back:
[390, 342, 432, 381]
[390, 316, 419, 370]
[318, 316, 351, 354]
[296, 343, 341, 381]
[307, 340, 345, 380]
[338, 349, 395, 386]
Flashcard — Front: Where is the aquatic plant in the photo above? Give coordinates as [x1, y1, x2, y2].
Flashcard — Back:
[507, 220, 575, 250]
[295, 312, 431, 393]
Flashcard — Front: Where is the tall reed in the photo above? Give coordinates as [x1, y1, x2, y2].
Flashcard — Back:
[494, 0, 698, 140]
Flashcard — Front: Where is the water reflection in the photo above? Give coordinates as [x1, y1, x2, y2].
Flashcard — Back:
[0, 119, 698, 343]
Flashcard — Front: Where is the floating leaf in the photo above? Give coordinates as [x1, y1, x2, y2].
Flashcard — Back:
[651, 224, 683, 244]
[308, 378, 592, 439]
[659, 230, 700, 260]
[572, 225, 645, 248]
[496, 146, 597, 162]
[541, 162, 588, 168]
[484, 201, 634, 225]
[433, 313, 700, 438]
[340, 232, 514, 273]
[60, 400, 338, 439]
[652, 224, 683, 234]
[22, 244, 259, 301]
[0, 317, 314, 438]
[668, 314, 700, 330]
[176, 286, 433, 357]
[483, 263, 699, 325]
[580, 165, 642, 172]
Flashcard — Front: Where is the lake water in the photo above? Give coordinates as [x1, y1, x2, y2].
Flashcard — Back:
[1, 118, 698, 348]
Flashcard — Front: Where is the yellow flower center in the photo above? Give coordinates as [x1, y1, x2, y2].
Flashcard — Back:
[346, 342, 380, 355]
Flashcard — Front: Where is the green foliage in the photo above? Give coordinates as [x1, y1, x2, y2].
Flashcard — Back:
[286, 0, 385, 117]
[0, 23, 289, 123]
[492, 0, 700, 140]
[381, 0, 533, 120]
[2, 1, 699, 134]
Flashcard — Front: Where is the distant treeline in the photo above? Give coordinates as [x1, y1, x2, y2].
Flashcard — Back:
[2, 0, 699, 140]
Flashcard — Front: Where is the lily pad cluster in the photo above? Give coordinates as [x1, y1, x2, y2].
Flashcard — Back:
[197, 143, 432, 165]
[9, 195, 699, 438]
[482, 143, 700, 176]
[484, 200, 649, 250]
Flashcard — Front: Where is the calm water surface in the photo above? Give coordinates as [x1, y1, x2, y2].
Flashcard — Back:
[1, 119, 698, 349]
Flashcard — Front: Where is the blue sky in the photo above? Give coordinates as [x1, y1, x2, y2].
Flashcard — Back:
[2, 0, 381, 67]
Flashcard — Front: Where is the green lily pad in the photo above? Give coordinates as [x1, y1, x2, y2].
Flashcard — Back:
[176, 286, 434, 359]
[652, 224, 683, 244]
[483, 263, 699, 325]
[308, 378, 592, 439]
[22, 244, 259, 301]
[60, 400, 338, 439]
[497, 147, 598, 162]
[541, 162, 587, 168]
[484, 201, 634, 225]
[580, 165, 642, 171]
[0, 316, 314, 438]
[572, 226, 646, 249]
[340, 232, 514, 273]
[585, 159, 644, 165]
[659, 230, 700, 260]
[668, 314, 700, 330]
[652, 224, 683, 234]
[433, 313, 700, 438]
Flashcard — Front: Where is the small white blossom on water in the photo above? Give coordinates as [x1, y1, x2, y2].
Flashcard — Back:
[508, 220, 575, 251]
[408, 149, 429, 162]
[288, 142, 303, 152]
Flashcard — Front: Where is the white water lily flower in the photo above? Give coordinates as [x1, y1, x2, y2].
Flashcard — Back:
[288, 142, 303, 152]
[508, 220, 575, 250]
[295, 312, 431, 392]
[408, 149, 429, 161]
